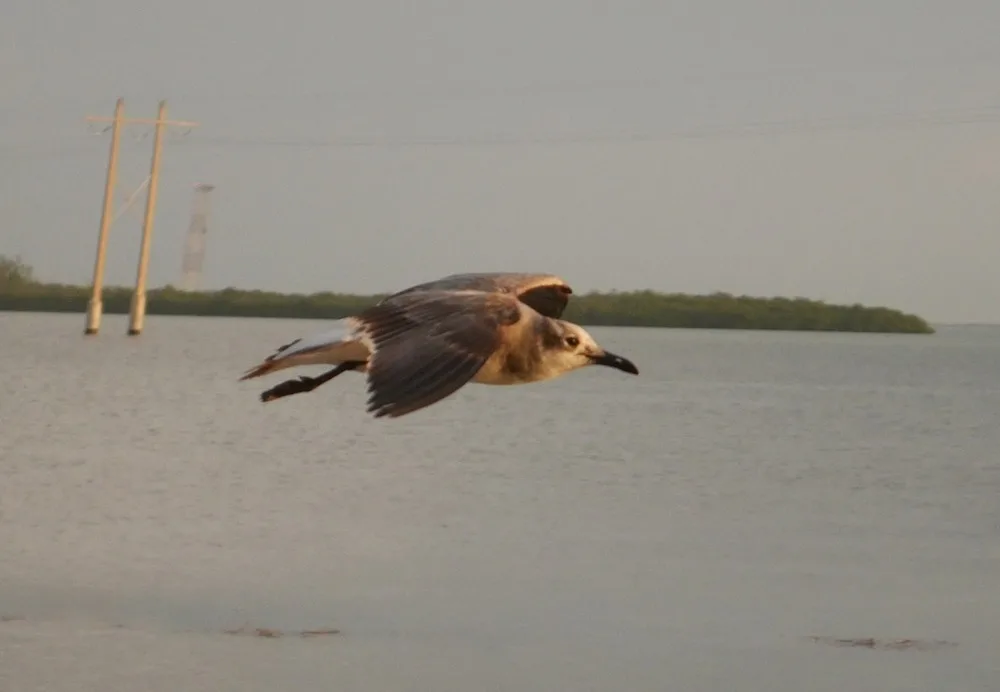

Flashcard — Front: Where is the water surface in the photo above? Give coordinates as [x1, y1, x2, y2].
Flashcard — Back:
[1, 313, 998, 691]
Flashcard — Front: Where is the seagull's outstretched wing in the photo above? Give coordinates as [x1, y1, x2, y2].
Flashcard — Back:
[353, 290, 523, 418]
[386, 272, 574, 319]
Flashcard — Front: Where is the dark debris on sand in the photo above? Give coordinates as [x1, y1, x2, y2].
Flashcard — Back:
[222, 623, 341, 639]
[806, 636, 957, 651]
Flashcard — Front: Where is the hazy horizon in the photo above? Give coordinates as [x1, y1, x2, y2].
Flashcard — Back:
[3, 1, 1000, 323]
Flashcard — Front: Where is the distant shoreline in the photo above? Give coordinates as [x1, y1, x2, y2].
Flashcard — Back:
[0, 283, 935, 334]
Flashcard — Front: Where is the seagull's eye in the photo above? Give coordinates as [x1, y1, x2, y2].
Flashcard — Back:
[565, 335, 580, 348]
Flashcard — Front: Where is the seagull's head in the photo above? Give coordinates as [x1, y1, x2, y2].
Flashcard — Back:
[546, 321, 639, 377]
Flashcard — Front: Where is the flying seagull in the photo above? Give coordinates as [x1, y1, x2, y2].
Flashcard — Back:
[239, 272, 639, 419]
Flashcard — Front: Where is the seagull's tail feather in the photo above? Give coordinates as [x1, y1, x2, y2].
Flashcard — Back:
[239, 319, 370, 381]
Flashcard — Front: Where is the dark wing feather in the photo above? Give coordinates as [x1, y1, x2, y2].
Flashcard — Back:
[357, 291, 522, 418]
[515, 282, 572, 319]
[384, 272, 573, 319]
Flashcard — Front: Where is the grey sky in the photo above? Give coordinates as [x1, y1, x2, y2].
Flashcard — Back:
[2, 0, 999, 323]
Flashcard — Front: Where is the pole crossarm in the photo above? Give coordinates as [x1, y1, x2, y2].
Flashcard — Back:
[85, 115, 200, 128]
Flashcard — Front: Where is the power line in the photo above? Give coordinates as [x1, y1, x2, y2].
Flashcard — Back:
[2, 104, 999, 159]
[40, 56, 1000, 108]
[169, 105, 1000, 150]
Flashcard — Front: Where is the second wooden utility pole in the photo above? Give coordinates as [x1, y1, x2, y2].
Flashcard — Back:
[127, 100, 168, 336]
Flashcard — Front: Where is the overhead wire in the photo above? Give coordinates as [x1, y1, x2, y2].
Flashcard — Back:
[1, 104, 999, 159]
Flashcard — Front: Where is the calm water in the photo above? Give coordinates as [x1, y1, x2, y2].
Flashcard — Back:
[1, 312, 998, 691]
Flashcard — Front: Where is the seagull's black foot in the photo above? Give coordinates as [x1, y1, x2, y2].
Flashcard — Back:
[259, 361, 365, 403]
[261, 376, 321, 402]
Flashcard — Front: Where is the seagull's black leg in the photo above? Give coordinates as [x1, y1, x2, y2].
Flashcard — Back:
[260, 361, 366, 403]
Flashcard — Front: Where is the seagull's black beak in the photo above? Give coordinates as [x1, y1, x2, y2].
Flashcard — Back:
[591, 350, 639, 375]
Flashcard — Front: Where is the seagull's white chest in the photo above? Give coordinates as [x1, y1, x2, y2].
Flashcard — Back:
[472, 356, 524, 385]
[473, 352, 563, 386]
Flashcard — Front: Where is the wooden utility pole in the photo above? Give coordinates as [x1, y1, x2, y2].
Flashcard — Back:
[127, 100, 167, 336]
[84, 97, 124, 335]
[84, 99, 198, 336]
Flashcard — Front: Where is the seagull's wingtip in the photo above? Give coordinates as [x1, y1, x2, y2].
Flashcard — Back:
[239, 361, 274, 381]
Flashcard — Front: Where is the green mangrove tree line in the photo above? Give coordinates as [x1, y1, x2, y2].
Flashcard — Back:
[0, 255, 934, 334]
